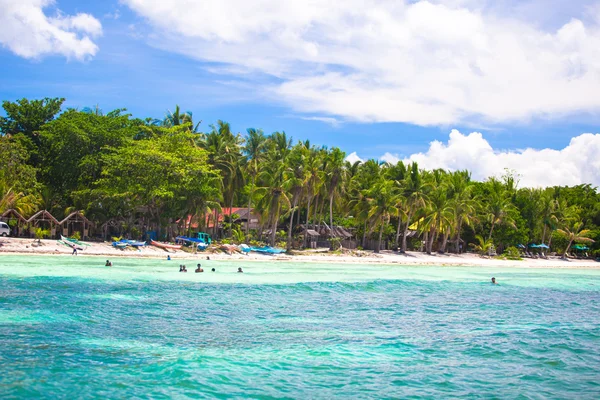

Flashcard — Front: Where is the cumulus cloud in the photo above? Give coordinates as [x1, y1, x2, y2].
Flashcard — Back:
[345, 152, 363, 164]
[0, 0, 102, 60]
[123, 0, 600, 126]
[380, 130, 600, 187]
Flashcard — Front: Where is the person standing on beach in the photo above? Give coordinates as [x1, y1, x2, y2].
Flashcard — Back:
[71, 244, 77, 255]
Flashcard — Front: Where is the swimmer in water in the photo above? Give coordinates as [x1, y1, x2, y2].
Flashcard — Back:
[105, 260, 112, 267]
[195, 264, 204, 273]
[211, 268, 215, 272]
[491, 277, 497, 284]
[237, 267, 243, 273]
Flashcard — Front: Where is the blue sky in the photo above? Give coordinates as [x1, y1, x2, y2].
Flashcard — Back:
[1, 0, 600, 186]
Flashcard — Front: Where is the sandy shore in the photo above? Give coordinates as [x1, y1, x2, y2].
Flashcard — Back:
[0, 237, 598, 269]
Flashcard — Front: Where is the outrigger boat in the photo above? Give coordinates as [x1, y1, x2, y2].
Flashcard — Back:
[250, 246, 286, 254]
[150, 240, 182, 250]
[61, 235, 91, 247]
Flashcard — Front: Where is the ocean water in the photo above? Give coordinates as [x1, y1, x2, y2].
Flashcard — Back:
[1, 256, 599, 399]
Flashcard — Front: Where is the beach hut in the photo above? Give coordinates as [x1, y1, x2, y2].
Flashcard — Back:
[0, 209, 27, 237]
[59, 211, 93, 240]
[26, 210, 60, 238]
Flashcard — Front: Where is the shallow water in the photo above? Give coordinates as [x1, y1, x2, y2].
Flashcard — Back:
[1, 255, 599, 398]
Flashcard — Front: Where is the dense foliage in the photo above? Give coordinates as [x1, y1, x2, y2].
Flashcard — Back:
[1, 98, 598, 256]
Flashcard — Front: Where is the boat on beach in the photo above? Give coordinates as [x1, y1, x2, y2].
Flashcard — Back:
[150, 240, 182, 250]
[61, 235, 91, 247]
[250, 246, 286, 254]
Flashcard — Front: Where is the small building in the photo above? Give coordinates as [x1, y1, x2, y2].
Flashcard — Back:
[298, 226, 320, 249]
[59, 211, 93, 240]
[26, 210, 60, 238]
[0, 209, 27, 237]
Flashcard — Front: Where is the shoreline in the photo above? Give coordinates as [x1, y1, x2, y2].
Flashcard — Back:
[1, 237, 599, 269]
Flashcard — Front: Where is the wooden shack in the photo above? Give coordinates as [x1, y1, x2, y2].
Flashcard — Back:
[59, 211, 93, 239]
[26, 210, 60, 238]
[0, 209, 27, 237]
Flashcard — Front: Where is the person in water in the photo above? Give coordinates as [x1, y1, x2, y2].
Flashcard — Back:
[182, 265, 187, 272]
[206, 256, 210, 260]
[491, 277, 497, 284]
[195, 264, 204, 273]
[105, 260, 112, 267]
[211, 268, 215, 272]
[237, 267, 243, 273]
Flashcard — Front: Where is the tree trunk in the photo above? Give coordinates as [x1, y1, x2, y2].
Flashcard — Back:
[541, 224, 547, 245]
[394, 215, 402, 249]
[455, 218, 463, 253]
[270, 194, 281, 246]
[375, 219, 383, 254]
[329, 194, 334, 238]
[246, 175, 255, 238]
[401, 210, 413, 253]
[440, 232, 449, 253]
[562, 238, 573, 259]
[304, 196, 312, 248]
[229, 193, 235, 239]
[287, 194, 298, 251]
[426, 225, 436, 254]
[488, 220, 496, 242]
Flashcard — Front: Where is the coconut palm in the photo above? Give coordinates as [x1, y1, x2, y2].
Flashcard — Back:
[556, 221, 595, 259]
[324, 147, 346, 239]
[400, 163, 428, 253]
[485, 178, 517, 242]
[243, 128, 267, 237]
[367, 178, 398, 253]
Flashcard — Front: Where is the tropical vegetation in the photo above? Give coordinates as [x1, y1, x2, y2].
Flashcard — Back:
[1, 97, 599, 256]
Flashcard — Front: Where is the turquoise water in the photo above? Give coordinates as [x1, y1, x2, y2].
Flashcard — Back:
[1, 256, 599, 398]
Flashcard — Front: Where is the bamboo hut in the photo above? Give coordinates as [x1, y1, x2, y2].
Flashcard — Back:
[26, 210, 60, 238]
[59, 211, 93, 239]
[0, 209, 27, 237]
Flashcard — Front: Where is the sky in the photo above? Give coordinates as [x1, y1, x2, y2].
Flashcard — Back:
[1, 0, 600, 187]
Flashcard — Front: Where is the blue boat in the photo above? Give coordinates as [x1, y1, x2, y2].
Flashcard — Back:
[250, 246, 286, 255]
[112, 240, 129, 249]
[124, 240, 146, 247]
[176, 232, 211, 250]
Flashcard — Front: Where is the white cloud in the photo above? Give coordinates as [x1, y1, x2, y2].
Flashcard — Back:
[123, 0, 600, 126]
[299, 116, 341, 127]
[401, 129, 600, 187]
[381, 152, 401, 164]
[0, 0, 102, 60]
[345, 152, 363, 164]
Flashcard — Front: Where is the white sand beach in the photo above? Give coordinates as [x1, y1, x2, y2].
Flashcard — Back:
[1, 237, 598, 269]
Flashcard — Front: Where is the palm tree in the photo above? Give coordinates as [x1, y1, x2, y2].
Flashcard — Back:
[284, 143, 308, 250]
[163, 105, 201, 132]
[302, 145, 324, 247]
[421, 171, 452, 254]
[446, 170, 476, 253]
[401, 163, 428, 253]
[556, 221, 595, 259]
[485, 178, 517, 242]
[324, 147, 346, 241]
[257, 131, 291, 246]
[367, 178, 398, 253]
[243, 128, 267, 238]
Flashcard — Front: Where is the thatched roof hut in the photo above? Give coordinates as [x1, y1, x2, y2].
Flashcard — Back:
[59, 211, 93, 239]
[0, 209, 27, 236]
[26, 210, 60, 238]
